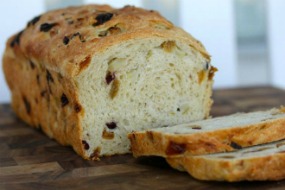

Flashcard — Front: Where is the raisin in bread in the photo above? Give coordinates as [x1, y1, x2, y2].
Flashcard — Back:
[2, 5, 215, 160]
[129, 107, 285, 157]
[167, 139, 285, 181]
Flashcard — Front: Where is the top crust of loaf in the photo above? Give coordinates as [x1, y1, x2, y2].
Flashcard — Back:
[6, 4, 210, 77]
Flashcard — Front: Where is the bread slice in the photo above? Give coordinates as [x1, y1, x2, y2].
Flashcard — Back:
[2, 5, 214, 160]
[129, 107, 285, 157]
[166, 139, 285, 181]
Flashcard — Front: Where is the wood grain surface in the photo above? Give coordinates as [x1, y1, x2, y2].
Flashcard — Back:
[0, 86, 285, 190]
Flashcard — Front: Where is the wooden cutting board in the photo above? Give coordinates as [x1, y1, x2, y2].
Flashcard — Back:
[1, 86, 285, 190]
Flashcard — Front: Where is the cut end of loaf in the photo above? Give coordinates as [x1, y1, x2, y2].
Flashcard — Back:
[77, 38, 214, 159]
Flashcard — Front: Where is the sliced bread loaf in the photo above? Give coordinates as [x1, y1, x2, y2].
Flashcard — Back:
[166, 139, 285, 181]
[129, 107, 285, 157]
[3, 5, 214, 160]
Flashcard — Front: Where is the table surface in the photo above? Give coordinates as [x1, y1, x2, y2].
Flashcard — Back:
[1, 86, 285, 190]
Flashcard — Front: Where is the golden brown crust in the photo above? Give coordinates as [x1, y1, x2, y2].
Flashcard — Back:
[129, 117, 285, 157]
[2, 43, 85, 158]
[6, 4, 210, 78]
[167, 153, 285, 181]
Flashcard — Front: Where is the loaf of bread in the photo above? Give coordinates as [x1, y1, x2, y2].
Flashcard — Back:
[2, 5, 215, 160]
[129, 107, 285, 157]
[167, 139, 285, 181]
